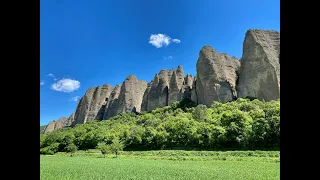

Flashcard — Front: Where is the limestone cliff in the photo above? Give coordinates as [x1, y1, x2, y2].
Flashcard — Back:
[43, 113, 74, 134]
[113, 75, 148, 115]
[44, 28, 280, 132]
[73, 84, 113, 125]
[237, 29, 280, 100]
[196, 46, 240, 106]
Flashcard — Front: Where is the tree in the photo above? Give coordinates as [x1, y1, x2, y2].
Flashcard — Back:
[109, 138, 125, 157]
[65, 143, 78, 156]
[97, 142, 109, 157]
[193, 104, 207, 122]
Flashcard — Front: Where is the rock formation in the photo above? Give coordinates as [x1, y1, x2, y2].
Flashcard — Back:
[113, 75, 148, 115]
[43, 28, 280, 132]
[146, 70, 169, 111]
[103, 84, 122, 119]
[43, 113, 74, 134]
[237, 29, 280, 101]
[73, 84, 113, 125]
[196, 46, 240, 106]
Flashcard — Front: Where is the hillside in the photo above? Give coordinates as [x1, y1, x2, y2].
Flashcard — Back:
[40, 126, 45, 134]
[43, 29, 280, 134]
[40, 98, 280, 154]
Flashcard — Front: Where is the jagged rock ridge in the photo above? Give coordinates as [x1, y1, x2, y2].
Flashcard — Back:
[44, 29, 279, 133]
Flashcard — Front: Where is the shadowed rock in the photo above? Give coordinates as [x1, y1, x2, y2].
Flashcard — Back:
[114, 75, 147, 114]
[103, 84, 122, 119]
[237, 29, 280, 101]
[196, 46, 240, 106]
[73, 84, 113, 125]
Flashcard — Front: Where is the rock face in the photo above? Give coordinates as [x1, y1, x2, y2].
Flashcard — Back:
[237, 29, 280, 101]
[43, 113, 74, 134]
[44, 28, 280, 132]
[103, 84, 122, 119]
[167, 66, 187, 105]
[147, 70, 169, 111]
[113, 75, 148, 115]
[196, 46, 241, 106]
[73, 84, 113, 125]
[43, 121, 56, 134]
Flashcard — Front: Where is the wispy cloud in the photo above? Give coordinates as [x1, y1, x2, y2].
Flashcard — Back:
[164, 56, 173, 60]
[172, 39, 181, 43]
[47, 73, 55, 77]
[53, 78, 58, 81]
[70, 96, 80, 102]
[149, 34, 181, 48]
[40, 81, 45, 86]
[51, 78, 80, 93]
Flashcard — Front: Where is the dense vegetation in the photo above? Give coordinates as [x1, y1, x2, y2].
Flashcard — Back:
[40, 98, 280, 155]
[40, 125, 45, 134]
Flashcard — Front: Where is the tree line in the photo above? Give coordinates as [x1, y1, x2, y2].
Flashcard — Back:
[40, 98, 280, 155]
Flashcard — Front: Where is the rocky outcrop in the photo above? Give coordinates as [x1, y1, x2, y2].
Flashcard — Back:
[183, 74, 194, 99]
[168, 70, 180, 105]
[196, 46, 241, 106]
[44, 28, 280, 131]
[103, 84, 122, 119]
[113, 75, 148, 115]
[147, 70, 170, 111]
[43, 121, 56, 134]
[191, 77, 198, 103]
[237, 29, 280, 101]
[73, 84, 113, 125]
[141, 82, 153, 112]
[43, 113, 74, 134]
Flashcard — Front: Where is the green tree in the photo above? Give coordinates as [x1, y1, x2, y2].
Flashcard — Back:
[193, 104, 207, 122]
[97, 142, 109, 157]
[65, 143, 78, 156]
[109, 138, 125, 157]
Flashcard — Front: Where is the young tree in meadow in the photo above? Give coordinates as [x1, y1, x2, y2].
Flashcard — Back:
[97, 142, 109, 158]
[65, 143, 78, 157]
[109, 138, 125, 157]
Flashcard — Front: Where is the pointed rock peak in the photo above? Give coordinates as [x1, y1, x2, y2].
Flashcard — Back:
[201, 45, 215, 51]
[177, 65, 184, 71]
[159, 69, 168, 74]
[186, 74, 192, 78]
[159, 69, 168, 76]
[153, 74, 159, 84]
[168, 68, 175, 74]
[102, 84, 112, 88]
[171, 70, 177, 77]
[126, 75, 137, 81]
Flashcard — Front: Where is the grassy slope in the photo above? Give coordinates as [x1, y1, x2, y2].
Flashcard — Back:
[41, 150, 280, 180]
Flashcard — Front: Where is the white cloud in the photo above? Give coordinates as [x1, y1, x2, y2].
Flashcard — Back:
[54, 78, 58, 81]
[70, 96, 80, 102]
[149, 34, 181, 48]
[48, 73, 55, 77]
[40, 81, 45, 86]
[172, 39, 181, 43]
[51, 78, 80, 93]
[164, 56, 173, 60]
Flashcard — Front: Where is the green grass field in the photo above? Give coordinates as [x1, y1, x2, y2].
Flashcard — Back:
[40, 150, 280, 180]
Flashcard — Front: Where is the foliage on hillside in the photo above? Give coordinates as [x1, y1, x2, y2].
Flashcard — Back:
[40, 98, 280, 154]
[40, 126, 45, 134]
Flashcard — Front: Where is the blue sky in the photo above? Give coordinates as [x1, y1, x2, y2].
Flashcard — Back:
[40, 0, 280, 126]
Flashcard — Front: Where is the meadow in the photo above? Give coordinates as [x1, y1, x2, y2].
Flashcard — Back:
[40, 150, 280, 180]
